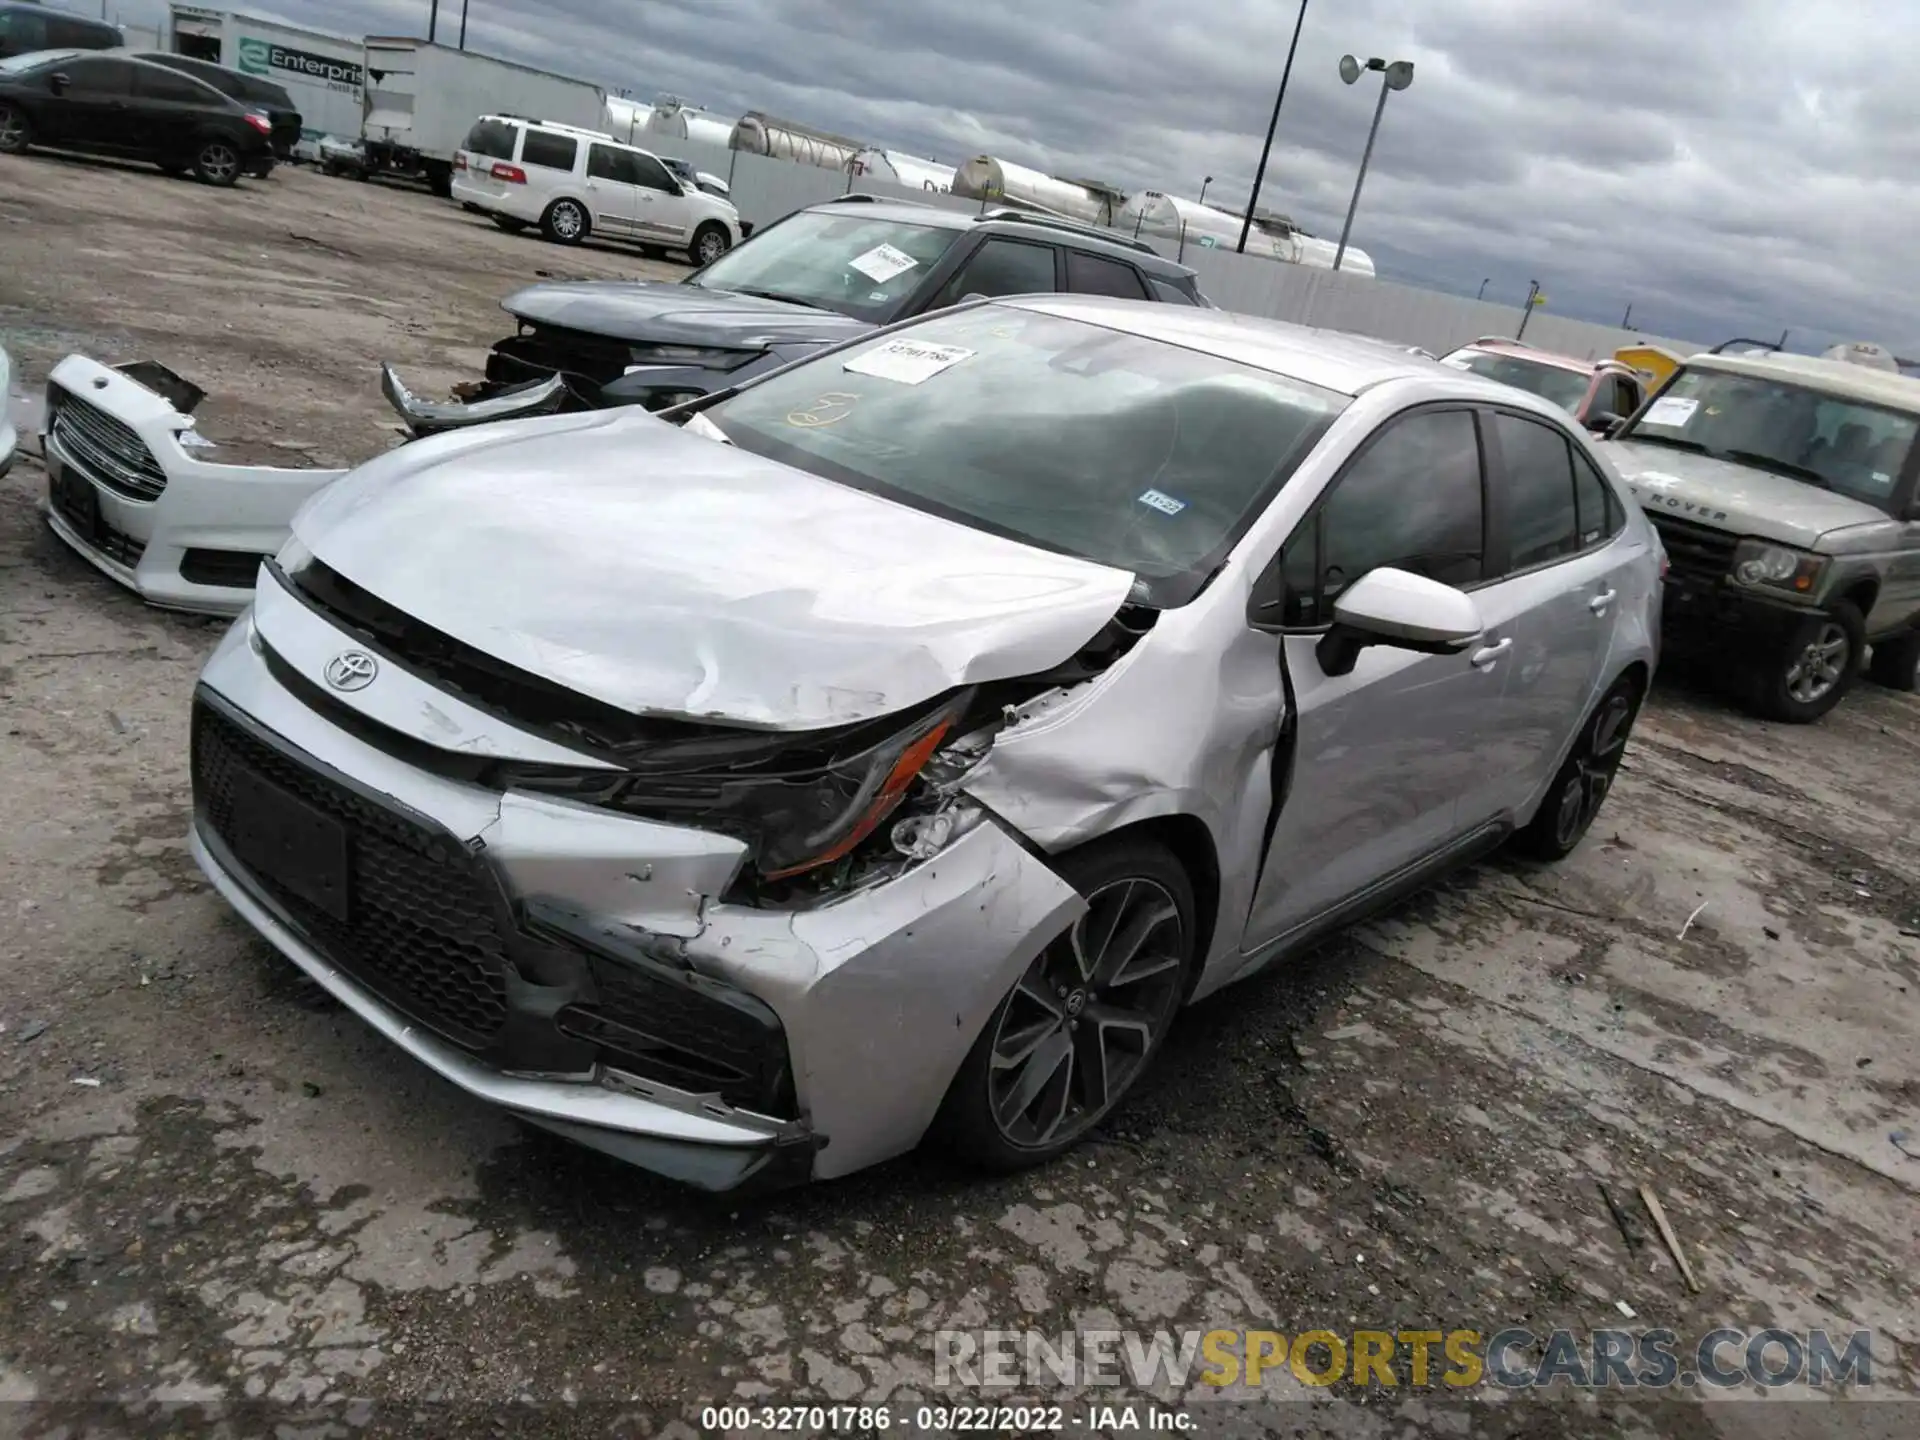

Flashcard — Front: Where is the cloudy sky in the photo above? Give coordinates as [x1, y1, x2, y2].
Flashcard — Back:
[98, 0, 1920, 353]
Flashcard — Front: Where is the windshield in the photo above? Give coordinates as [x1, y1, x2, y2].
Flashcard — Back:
[687, 210, 962, 321]
[705, 304, 1348, 605]
[0, 48, 82, 75]
[1447, 351, 1592, 413]
[1621, 365, 1917, 510]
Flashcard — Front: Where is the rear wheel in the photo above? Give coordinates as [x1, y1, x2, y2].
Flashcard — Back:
[0, 102, 30, 155]
[936, 837, 1196, 1172]
[1745, 602, 1862, 722]
[192, 138, 241, 187]
[1866, 628, 1920, 693]
[1513, 675, 1642, 861]
[690, 221, 731, 266]
[426, 162, 453, 198]
[540, 198, 589, 245]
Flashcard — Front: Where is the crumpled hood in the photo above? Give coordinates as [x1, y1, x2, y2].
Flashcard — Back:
[1605, 441, 1890, 545]
[501, 279, 873, 350]
[290, 408, 1136, 731]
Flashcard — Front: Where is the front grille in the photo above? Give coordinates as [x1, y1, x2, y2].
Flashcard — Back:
[1647, 513, 1736, 585]
[180, 548, 268, 589]
[49, 388, 169, 501]
[49, 475, 146, 567]
[192, 699, 512, 1049]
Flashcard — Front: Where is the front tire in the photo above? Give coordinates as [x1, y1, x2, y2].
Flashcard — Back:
[1745, 602, 1862, 722]
[690, 221, 731, 266]
[0, 102, 32, 155]
[1513, 675, 1642, 861]
[540, 198, 589, 245]
[1866, 628, 1920, 693]
[935, 837, 1196, 1172]
[192, 138, 241, 187]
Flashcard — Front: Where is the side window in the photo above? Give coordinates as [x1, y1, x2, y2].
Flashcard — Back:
[519, 131, 578, 172]
[1571, 448, 1625, 547]
[586, 143, 630, 182]
[50, 16, 113, 48]
[1065, 250, 1149, 300]
[3, 11, 51, 49]
[629, 152, 678, 191]
[1277, 409, 1484, 625]
[1491, 412, 1580, 570]
[934, 239, 1058, 306]
[1147, 275, 1201, 306]
[135, 67, 216, 102]
[62, 58, 132, 95]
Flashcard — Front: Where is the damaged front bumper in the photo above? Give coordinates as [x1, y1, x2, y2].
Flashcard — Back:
[39, 356, 346, 616]
[190, 605, 1084, 1190]
[380, 363, 569, 437]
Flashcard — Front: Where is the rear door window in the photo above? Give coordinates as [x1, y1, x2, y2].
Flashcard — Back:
[464, 119, 518, 160]
[587, 143, 638, 183]
[135, 66, 216, 102]
[1491, 412, 1581, 570]
[61, 57, 132, 95]
[1065, 250, 1150, 300]
[932, 238, 1059, 307]
[519, 130, 578, 172]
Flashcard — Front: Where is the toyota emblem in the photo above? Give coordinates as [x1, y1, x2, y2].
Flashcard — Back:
[324, 650, 378, 692]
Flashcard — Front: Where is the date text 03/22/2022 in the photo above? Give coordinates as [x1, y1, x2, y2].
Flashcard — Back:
[699, 1403, 1193, 1431]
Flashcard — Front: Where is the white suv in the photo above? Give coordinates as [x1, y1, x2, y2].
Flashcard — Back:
[453, 116, 742, 265]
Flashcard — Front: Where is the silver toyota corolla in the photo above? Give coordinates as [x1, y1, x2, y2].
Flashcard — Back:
[189, 297, 1661, 1191]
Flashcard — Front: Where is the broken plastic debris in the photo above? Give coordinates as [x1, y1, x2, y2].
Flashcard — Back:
[72, 1077, 102, 1088]
[1615, 1300, 1637, 1319]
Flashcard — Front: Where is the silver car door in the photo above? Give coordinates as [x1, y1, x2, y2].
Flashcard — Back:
[1241, 406, 1505, 952]
[1459, 409, 1617, 826]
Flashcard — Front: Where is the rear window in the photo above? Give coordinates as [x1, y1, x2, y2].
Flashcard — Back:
[464, 119, 519, 161]
[519, 130, 578, 172]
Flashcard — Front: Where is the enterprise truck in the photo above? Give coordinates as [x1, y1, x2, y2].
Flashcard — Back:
[360, 37, 608, 195]
[165, 6, 363, 147]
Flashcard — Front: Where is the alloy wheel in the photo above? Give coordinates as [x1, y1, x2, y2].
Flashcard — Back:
[553, 203, 583, 239]
[987, 877, 1186, 1149]
[0, 105, 26, 152]
[199, 143, 239, 184]
[696, 228, 727, 264]
[1785, 622, 1849, 704]
[1553, 690, 1634, 849]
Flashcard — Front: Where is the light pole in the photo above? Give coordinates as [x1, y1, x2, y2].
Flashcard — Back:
[1517, 279, 1543, 340]
[1237, 0, 1310, 254]
[1332, 55, 1414, 272]
[1199, 175, 1214, 205]
[1476, 277, 1490, 302]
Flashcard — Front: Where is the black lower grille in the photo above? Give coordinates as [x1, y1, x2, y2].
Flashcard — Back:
[50, 473, 146, 566]
[181, 548, 269, 589]
[489, 326, 635, 389]
[192, 699, 512, 1048]
[1647, 513, 1736, 585]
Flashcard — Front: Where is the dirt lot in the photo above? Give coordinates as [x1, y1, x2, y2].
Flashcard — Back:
[2, 155, 1918, 1438]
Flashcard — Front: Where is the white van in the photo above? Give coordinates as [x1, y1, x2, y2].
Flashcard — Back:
[452, 115, 742, 264]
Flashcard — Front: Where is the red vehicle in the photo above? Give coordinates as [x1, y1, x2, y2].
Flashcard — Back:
[1439, 338, 1647, 432]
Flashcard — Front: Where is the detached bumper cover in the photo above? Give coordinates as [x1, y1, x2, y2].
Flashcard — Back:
[39, 355, 346, 616]
[381, 363, 569, 437]
[191, 616, 1084, 1188]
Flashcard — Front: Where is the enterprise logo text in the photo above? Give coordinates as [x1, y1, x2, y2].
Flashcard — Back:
[933, 1328, 1874, 1390]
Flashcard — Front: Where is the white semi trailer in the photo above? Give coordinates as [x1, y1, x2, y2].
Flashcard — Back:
[848, 148, 955, 193]
[952, 155, 1123, 226]
[359, 37, 608, 195]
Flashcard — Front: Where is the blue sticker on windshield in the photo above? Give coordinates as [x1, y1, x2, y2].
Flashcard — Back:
[1138, 489, 1187, 516]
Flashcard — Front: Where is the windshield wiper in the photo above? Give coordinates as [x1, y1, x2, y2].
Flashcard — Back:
[727, 286, 834, 312]
[1621, 432, 1711, 454]
[1719, 449, 1830, 488]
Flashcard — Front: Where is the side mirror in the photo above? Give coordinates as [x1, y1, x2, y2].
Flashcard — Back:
[49, 73, 71, 95]
[1585, 411, 1624, 436]
[1315, 567, 1484, 677]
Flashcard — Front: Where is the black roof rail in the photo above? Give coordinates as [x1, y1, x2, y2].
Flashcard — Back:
[974, 207, 1160, 257]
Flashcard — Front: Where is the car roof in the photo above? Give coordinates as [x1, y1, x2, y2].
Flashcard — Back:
[1006, 295, 1523, 397]
[1448, 338, 1615, 376]
[1687, 351, 1920, 412]
[798, 198, 1197, 278]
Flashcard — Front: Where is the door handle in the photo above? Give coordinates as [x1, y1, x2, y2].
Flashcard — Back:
[1470, 637, 1513, 669]
[1589, 588, 1617, 614]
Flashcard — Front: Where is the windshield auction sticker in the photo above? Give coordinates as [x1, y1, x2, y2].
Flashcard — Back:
[847, 243, 920, 284]
[1642, 396, 1699, 426]
[844, 340, 976, 385]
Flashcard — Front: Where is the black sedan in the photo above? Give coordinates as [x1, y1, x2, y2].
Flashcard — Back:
[0, 49, 273, 185]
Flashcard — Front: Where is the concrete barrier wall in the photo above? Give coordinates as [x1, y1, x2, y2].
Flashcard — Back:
[624, 143, 1706, 360]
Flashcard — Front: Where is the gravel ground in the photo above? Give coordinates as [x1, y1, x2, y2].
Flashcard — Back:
[2, 153, 1917, 1438]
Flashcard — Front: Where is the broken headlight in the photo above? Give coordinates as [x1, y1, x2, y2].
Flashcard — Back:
[501, 692, 970, 881]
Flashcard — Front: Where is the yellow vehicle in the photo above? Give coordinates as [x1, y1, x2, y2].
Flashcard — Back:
[1613, 344, 1688, 392]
